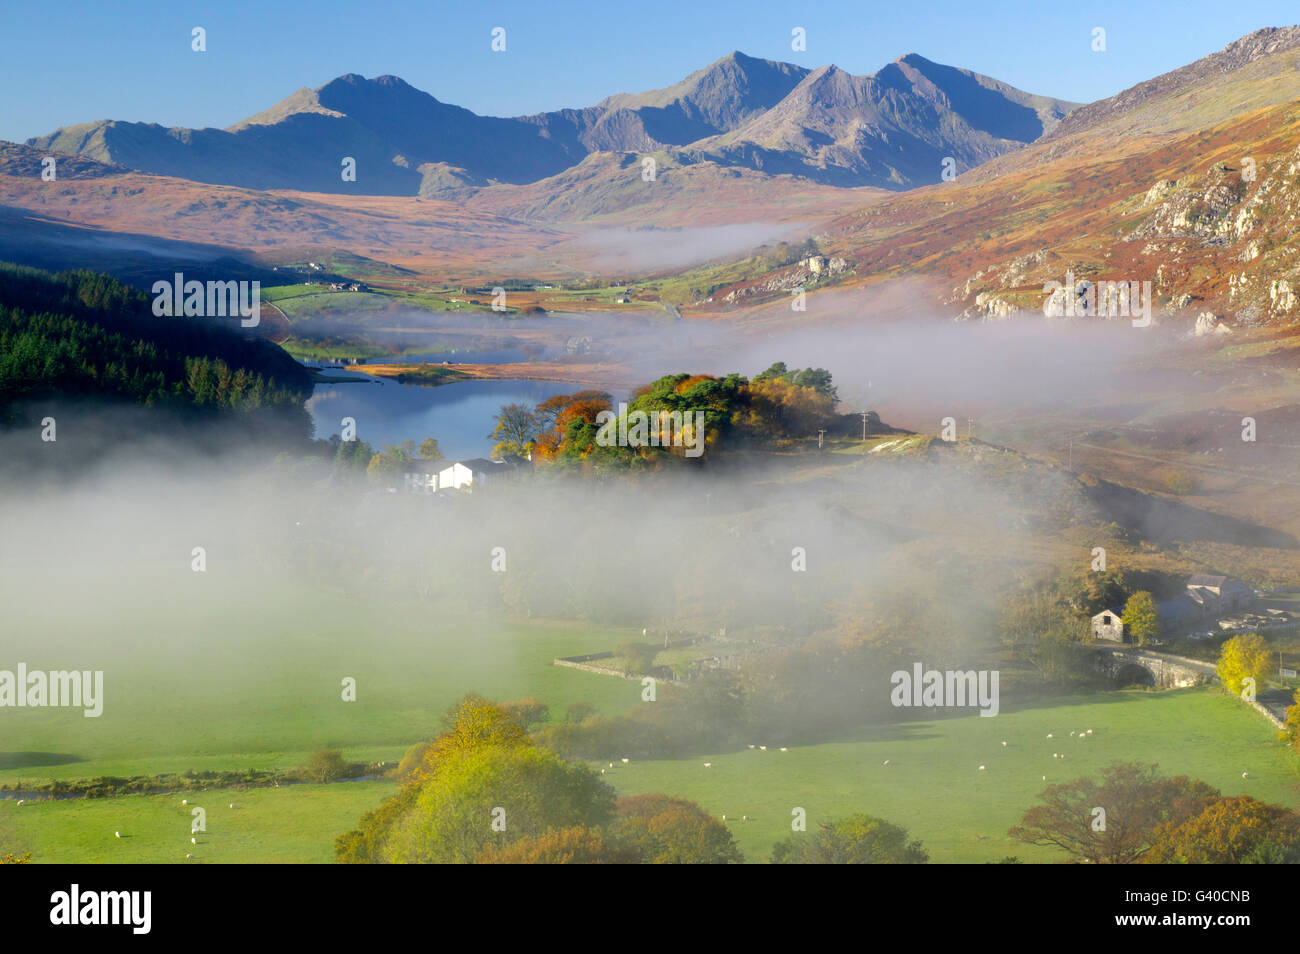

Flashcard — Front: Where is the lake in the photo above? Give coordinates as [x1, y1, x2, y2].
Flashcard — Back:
[307, 374, 610, 460]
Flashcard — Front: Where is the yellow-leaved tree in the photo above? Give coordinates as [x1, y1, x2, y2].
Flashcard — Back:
[1122, 591, 1159, 646]
[1217, 633, 1273, 696]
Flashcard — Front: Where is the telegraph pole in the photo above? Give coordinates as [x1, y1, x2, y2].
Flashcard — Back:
[861, 411, 869, 441]
[966, 417, 974, 439]
[817, 429, 826, 449]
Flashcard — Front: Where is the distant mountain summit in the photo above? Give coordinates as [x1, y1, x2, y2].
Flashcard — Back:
[27, 51, 1077, 197]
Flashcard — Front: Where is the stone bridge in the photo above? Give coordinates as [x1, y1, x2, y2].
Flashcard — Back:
[1090, 646, 1217, 689]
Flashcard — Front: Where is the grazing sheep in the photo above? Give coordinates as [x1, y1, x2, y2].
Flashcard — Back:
[748, 744, 755, 749]
[181, 799, 188, 805]
[704, 763, 712, 768]
[191, 837, 197, 845]
[115, 831, 121, 838]
[1001, 741, 1007, 747]
[978, 765, 986, 771]
[722, 814, 726, 821]
[15, 800, 23, 806]
[186, 853, 192, 860]
[1243, 772, 1249, 779]
[1047, 733, 1053, 738]
[1070, 731, 1075, 736]
[1087, 729, 1093, 735]
[600, 769, 605, 774]
[759, 746, 767, 751]
[780, 747, 788, 752]
[1042, 775, 1047, 780]
[621, 758, 629, 764]
[883, 759, 891, 765]
[229, 803, 235, 809]
[742, 815, 748, 821]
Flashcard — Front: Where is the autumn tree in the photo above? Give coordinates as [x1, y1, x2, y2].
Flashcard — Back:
[489, 403, 541, 458]
[1217, 633, 1274, 697]
[336, 695, 531, 863]
[608, 794, 744, 864]
[1122, 591, 1159, 646]
[772, 813, 928, 864]
[1146, 795, 1300, 864]
[500, 697, 550, 728]
[475, 825, 636, 863]
[365, 442, 414, 483]
[384, 744, 616, 864]
[1009, 762, 1219, 863]
[418, 437, 443, 461]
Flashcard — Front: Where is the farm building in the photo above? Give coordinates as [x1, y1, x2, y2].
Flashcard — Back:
[401, 458, 441, 494]
[1186, 574, 1255, 613]
[1091, 607, 1126, 642]
[437, 456, 529, 492]
[1092, 575, 1258, 642]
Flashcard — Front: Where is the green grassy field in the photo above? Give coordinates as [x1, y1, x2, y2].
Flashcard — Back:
[1, 781, 393, 864]
[7, 681, 1297, 863]
[6, 577, 1299, 863]
[0, 586, 641, 787]
[594, 688, 1300, 863]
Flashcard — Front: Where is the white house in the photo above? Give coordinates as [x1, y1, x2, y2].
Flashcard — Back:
[437, 458, 517, 492]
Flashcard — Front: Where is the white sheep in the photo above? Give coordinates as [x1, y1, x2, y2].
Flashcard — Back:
[759, 746, 767, 751]
[704, 762, 712, 768]
[115, 831, 121, 838]
[780, 747, 788, 752]
[15, 800, 23, 806]
[186, 853, 192, 860]
[1087, 729, 1093, 735]
[191, 837, 197, 845]
[1047, 733, 1053, 738]
[181, 799, 188, 805]
[1001, 741, 1007, 747]
[229, 803, 235, 809]
[978, 765, 986, 771]
[1242, 772, 1249, 779]
[883, 759, 891, 765]
[621, 758, 629, 764]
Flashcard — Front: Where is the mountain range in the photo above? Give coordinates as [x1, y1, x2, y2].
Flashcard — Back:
[26, 51, 1077, 196]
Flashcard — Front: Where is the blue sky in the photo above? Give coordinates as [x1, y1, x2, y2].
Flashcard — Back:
[0, 0, 1295, 142]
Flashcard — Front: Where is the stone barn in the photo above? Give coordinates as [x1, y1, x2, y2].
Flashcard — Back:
[1091, 606, 1126, 642]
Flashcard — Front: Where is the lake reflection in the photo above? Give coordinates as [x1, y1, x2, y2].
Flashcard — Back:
[308, 375, 614, 460]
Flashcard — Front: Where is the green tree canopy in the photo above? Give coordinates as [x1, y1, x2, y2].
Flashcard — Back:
[772, 813, 928, 864]
[1122, 591, 1159, 645]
